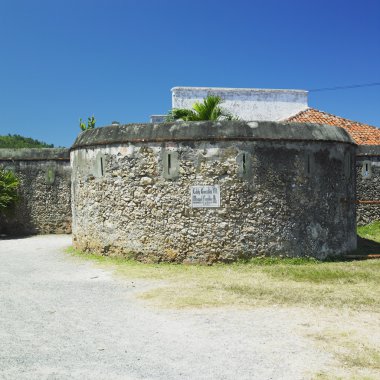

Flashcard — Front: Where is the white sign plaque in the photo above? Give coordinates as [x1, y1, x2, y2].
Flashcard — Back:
[191, 185, 220, 208]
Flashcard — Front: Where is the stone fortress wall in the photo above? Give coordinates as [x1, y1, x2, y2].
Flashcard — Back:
[70, 121, 357, 263]
[0, 85, 378, 250]
[356, 145, 380, 226]
[0, 148, 72, 236]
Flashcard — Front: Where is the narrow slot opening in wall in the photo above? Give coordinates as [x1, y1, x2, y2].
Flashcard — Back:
[307, 155, 311, 175]
[242, 153, 246, 174]
[345, 153, 351, 179]
[100, 157, 104, 176]
[167, 153, 171, 175]
[362, 161, 372, 179]
[349, 155, 352, 177]
[163, 150, 179, 179]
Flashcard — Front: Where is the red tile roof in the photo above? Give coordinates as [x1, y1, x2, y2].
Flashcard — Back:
[285, 108, 380, 145]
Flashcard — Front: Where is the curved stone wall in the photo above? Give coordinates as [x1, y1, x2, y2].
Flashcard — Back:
[71, 121, 357, 262]
[0, 148, 72, 236]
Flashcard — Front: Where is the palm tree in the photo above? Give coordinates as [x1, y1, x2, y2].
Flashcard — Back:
[166, 95, 237, 121]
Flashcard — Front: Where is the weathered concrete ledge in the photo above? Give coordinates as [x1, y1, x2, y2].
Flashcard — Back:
[71, 121, 355, 150]
[0, 148, 70, 161]
[171, 86, 308, 95]
[357, 145, 380, 156]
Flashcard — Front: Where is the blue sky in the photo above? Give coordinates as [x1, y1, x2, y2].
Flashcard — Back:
[0, 0, 379, 147]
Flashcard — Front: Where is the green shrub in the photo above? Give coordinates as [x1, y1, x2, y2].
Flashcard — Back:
[0, 168, 20, 212]
[79, 115, 96, 131]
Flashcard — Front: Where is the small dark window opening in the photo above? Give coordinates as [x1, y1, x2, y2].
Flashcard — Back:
[100, 157, 104, 176]
[167, 153, 172, 175]
[163, 150, 179, 179]
[242, 153, 246, 174]
[307, 155, 311, 175]
[362, 161, 371, 179]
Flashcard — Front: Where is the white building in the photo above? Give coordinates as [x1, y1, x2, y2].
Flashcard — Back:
[150, 86, 308, 122]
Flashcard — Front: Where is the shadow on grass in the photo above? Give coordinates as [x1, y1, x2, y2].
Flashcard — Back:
[354, 235, 380, 256]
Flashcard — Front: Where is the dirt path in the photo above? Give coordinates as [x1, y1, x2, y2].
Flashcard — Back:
[0, 235, 364, 379]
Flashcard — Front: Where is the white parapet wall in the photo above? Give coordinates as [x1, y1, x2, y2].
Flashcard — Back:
[171, 87, 309, 121]
[150, 115, 167, 123]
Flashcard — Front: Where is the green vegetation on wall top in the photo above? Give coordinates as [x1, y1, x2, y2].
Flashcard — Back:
[0, 134, 54, 149]
[79, 115, 96, 131]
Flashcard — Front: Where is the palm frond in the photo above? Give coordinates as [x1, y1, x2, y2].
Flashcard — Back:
[170, 108, 198, 121]
[193, 96, 223, 120]
[166, 95, 238, 122]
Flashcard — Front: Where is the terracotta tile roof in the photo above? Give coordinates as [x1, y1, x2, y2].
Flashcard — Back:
[285, 108, 380, 145]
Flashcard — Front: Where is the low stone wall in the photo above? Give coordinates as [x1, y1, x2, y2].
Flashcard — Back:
[0, 149, 72, 236]
[71, 121, 357, 262]
[356, 145, 380, 226]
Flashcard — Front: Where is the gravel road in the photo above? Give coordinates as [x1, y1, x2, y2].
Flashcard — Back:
[0, 235, 330, 380]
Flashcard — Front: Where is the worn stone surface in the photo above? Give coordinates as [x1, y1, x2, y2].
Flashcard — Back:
[356, 145, 380, 226]
[0, 149, 72, 236]
[71, 121, 356, 262]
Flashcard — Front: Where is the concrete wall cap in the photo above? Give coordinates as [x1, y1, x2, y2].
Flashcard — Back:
[171, 87, 308, 95]
[357, 145, 380, 156]
[71, 121, 356, 150]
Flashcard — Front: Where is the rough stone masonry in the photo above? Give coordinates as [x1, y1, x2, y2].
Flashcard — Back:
[356, 145, 380, 226]
[71, 120, 357, 263]
[0, 148, 71, 236]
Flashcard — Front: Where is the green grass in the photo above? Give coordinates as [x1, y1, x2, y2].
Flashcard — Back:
[357, 221, 380, 243]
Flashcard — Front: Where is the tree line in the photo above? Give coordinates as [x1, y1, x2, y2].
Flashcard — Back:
[0, 134, 54, 149]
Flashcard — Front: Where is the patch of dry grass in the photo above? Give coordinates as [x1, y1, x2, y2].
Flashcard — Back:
[66, 248, 380, 311]
[312, 329, 380, 380]
[66, 246, 380, 379]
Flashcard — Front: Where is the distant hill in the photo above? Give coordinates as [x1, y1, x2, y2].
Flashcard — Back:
[0, 134, 54, 148]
